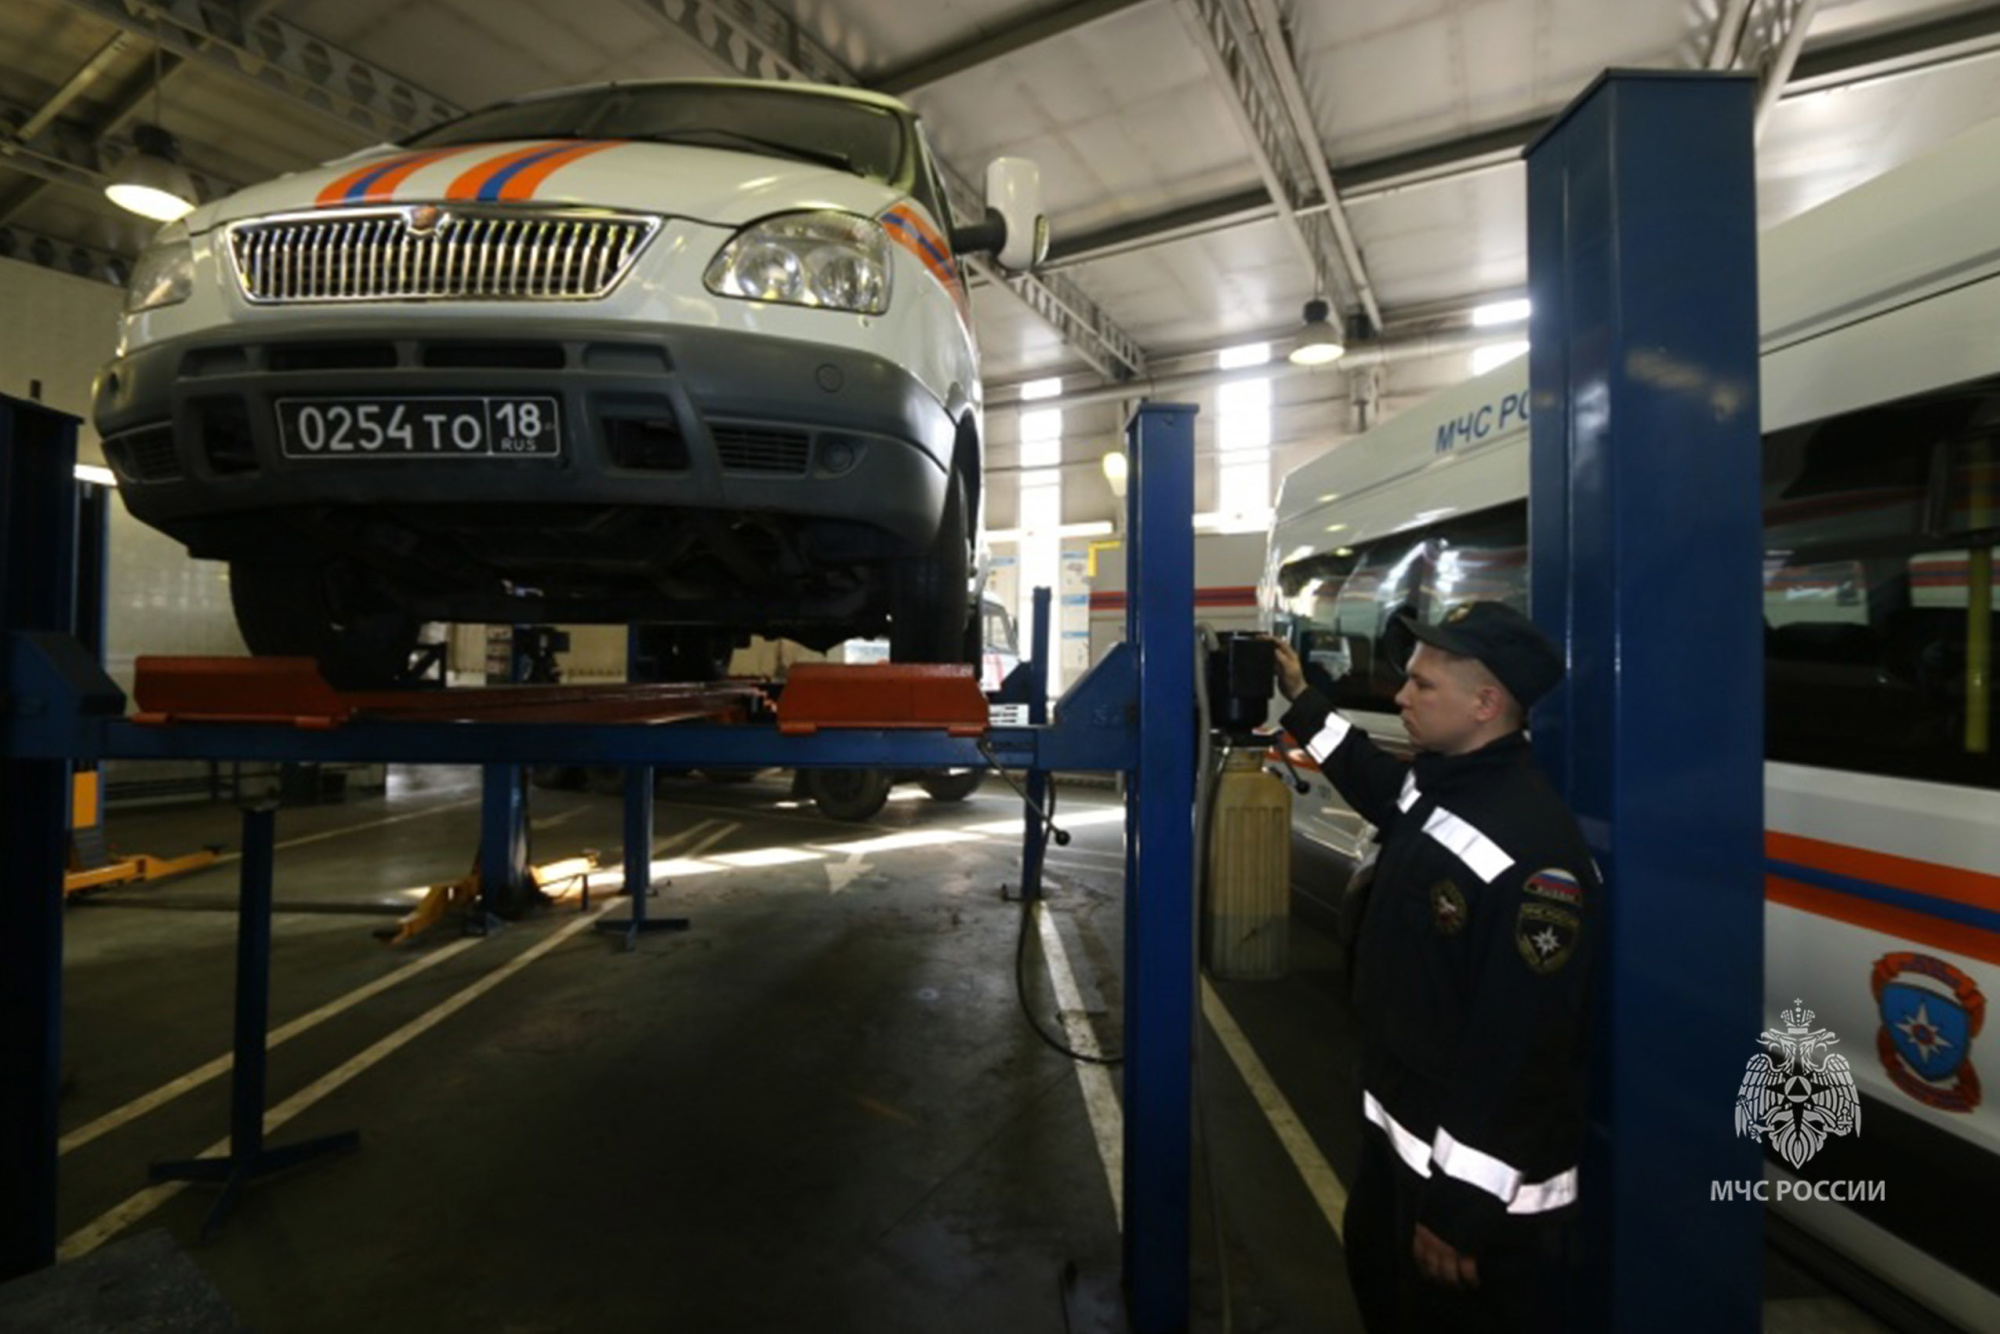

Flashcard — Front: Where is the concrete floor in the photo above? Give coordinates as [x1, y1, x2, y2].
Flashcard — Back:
[40, 768, 1900, 1332]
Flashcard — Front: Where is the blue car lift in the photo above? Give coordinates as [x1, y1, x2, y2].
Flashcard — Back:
[0, 397, 1199, 1331]
[1527, 71, 1765, 1330]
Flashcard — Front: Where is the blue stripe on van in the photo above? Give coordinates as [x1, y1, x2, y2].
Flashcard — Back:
[1765, 857, 2000, 934]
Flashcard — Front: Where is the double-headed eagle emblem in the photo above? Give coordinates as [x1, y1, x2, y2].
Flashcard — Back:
[1734, 1000, 1862, 1169]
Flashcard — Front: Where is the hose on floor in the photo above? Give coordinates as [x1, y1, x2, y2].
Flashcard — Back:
[1010, 779, 1123, 1066]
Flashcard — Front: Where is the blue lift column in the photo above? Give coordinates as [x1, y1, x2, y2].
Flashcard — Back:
[1525, 71, 1765, 1330]
[1122, 403, 1196, 1332]
[0, 395, 82, 1281]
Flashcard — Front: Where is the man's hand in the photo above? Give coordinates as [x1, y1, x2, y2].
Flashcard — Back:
[1412, 1224, 1479, 1288]
[1270, 638, 1307, 701]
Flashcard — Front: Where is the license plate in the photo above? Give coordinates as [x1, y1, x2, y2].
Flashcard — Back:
[277, 396, 561, 459]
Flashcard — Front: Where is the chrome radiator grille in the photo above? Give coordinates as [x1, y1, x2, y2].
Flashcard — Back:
[227, 208, 657, 303]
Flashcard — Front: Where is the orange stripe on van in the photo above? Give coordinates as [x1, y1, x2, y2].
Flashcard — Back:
[489, 140, 621, 200]
[1766, 830, 2000, 912]
[446, 143, 573, 201]
[314, 145, 483, 207]
[1767, 874, 2000, 967]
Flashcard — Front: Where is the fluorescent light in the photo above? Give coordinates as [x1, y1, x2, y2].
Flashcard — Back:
[1219, 342, 1271, 369]
[1471, 298, 1531, 327]
[74, 463, 117, 487]
[1471, 340, 1530, 375]
[1020, 376, 1064, 401]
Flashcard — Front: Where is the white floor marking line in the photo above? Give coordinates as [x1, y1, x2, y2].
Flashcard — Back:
[653, 818, 721, 857]
[1199, 978, 1349, 1241]
[683, 822, 741, 860]
[210, 796, 484, 865]
[58, 900, 619, 1260]
[60, 935, 484, 1157]
[1035, 902, 1125, 1229]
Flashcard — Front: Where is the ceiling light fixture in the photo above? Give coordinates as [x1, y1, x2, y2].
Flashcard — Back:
[104, 38, 197, 223]
[1287, 298, 1346, 367]
[1101, 450, 1128, 497]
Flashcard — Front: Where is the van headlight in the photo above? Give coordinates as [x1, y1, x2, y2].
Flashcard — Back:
[705, 212, 891, 316]
[125, 224, 194, 314]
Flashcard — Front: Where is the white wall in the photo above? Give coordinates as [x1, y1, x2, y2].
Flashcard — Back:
[3, 258, 250, 801]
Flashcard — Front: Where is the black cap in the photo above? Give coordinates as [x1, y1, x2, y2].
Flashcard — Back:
[1403, 602, 1564, 708]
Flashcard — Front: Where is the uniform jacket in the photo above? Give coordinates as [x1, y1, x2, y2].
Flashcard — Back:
[1281, 688, 1598, 1254]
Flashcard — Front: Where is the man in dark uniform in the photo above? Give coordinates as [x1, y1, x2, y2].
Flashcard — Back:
[1271, 602, 1597, 1334]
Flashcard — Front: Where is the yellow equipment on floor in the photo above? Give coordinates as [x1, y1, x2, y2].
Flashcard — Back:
[64, 769, 222, 896]
[383, 852, 602, 945]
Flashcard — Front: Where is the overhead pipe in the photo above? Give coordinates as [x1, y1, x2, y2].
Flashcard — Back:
[987, 324, 1505, 414]
[1706, 0, 1758, 68]
[1242, 0, 1384, 333]
[1755, 0, 1826, 141]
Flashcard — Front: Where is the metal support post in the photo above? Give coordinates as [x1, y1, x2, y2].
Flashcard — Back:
[1525, 71, 1765, 1331]
[597, 765, 688, 947]
[1122, 403, 1197, 1333]
[151, 804, 360, 1239]
[478, 762, 532, 922]
[0, 394, 80, 1282]
[1020, 586, 1054, 903]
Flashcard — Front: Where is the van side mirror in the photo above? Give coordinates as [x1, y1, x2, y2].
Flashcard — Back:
[950, 157, 1048, 272]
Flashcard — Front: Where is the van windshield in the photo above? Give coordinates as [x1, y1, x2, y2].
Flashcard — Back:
[407, 84, 908, 186]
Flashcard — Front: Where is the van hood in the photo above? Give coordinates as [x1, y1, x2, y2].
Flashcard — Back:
[196, 138, 896, 231]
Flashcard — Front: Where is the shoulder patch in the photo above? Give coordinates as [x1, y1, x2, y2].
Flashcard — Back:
[1523, 868, 1583, 907]
[1430, 879, 1469, 936]
[1516, 902, 1580, 974]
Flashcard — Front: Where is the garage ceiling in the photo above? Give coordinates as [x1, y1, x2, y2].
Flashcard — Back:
[4, 0, 1999, 397]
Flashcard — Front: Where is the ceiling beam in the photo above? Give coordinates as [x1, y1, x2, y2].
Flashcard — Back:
[55, 0, 461, 142]
[1047, 2, 2000, 276]
[1787, 2, 2000, 90]
[871, 0, 1159, 97]
[621, 0, 1148, 380]
[1177, 0, 1381, 333]
[0, 93, 244, 205]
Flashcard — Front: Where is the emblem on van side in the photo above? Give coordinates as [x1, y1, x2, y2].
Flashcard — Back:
[1873, 952, 1984, 1113]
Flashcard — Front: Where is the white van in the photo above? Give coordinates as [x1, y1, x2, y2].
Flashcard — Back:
[1264, 115, 2000, 1328]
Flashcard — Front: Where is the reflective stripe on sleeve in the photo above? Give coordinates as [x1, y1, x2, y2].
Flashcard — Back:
[1433, 1127, 1522, 1200]
[1398, 772, 1422, 812]
[1362, 1090, 1432, 1178]
[1421, 806, 1515, 883]
[1364, 1092, 1578, 1216]
[1305, 714, 1352, 762]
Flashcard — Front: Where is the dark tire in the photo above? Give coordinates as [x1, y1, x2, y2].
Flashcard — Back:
[889, 473, 971, 664]
[806, 768, 893, 822]
[920, 769, 985, 802]
[230, 558, 421, 689]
